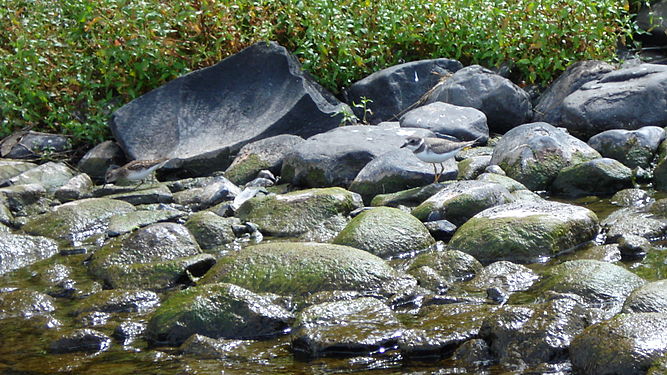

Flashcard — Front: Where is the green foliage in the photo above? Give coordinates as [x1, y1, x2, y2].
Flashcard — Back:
[0, 0, 640, 148]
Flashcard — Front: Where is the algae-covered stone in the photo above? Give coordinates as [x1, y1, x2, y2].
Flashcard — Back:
[412, 180, 514, 226]
[532, 259, 645, 314]
[0, 160, 37, 181]
[0, 183, 49, 216]
[184, 211, 237, 251]
[101, 185, 173, 205]
[465, 261, 539, 293]
[235, 187, 363, 241]
[291, 297, 402, 358]
[332, 207, 435, 258]
[89, 223, 210, 289]
[551, 158, 633, 197]
[54, 173, 94, 202]
[457, 155, 491, 180]
[73, 289, 160, 315]
[449, 200, 599, 264]
[490, 122, 600, 191]
[370, 183, 447, 207]
[602, 207, 667, 242]
[476, 172, 528, 193]
[23, 198, 135, 245]
[399, 304, 496, 357]
[107, 208, 187, 237]
[146, 282, 293, 346]
[587, 126, 665, 169]
[200, 242, 417, 297]
[0, 233, 58, 276]
[571, 313, 667, 375]
[49, 328, 111, 353]
[0, 289, 56, 319]
[407, 249, 483, 285]
[224, 134, 304, 185]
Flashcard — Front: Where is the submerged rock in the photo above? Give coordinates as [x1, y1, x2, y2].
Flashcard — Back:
[411, 180, 514, 226]
[49, 329, 111, 353]
[291, 297, 402, 358]
[332, 206, 435, 258]
[22, 198, 135, 246]
[0, 234, 58, 276]
[73, 289, 160, 315]
[0, 289, 56, 319]
[449, 200, 599, 264]
[235, 187, 362, 241]
[570, 313, 667, 375]
[146, 282, 293, 346]
[200, 242, 417, 297]
[490, 122, 600, 191]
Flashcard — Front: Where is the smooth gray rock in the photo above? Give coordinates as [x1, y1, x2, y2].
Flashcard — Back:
[534, 60, 615, 125]
[587, 126, 665, 169]
[623, 280, 667, 313]
[602, 207, 667, 242]
[411, 180, 514, 226]
[457, 155, 492, 180]
[0, 131, 69, 159]
[101, 185, 173, 205]
[344, 58, 463, 124]
[571, 313, 667, 375]
[77, 141, 126, 182]
[281, 124, 434, 188]
[4, 162, 77, 193]
[370, 183, 449, 208]
[449, 200, 599, 264]
[292, 297, 402, 358]
[611, 188, 654, 208]
[406, 249, 483, 289]
[172, 176, 240, 210]
[55, 173, 94, 202]
[0, 160, 37, 182]
[110, 42, 349, 176]
[0, 233, 58, 276]
[146, 282, 293, 346]
[533, 259, 645, 314]
[490, 122, 601, 191]
[0, 183, 49, 217]
[560, 64, 667, 138]
[399, 102, 489, 142]
[349, 148, 457, 202]
[184, 211, 238, 251]
[224, 134, 304, 185]
[425, 65, 532, 133]
[551, 158, 633, 197]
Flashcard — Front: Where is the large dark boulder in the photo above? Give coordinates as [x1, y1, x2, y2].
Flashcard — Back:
[558, 64, 667, 138]
[110, 41, 349, 176]
[425, 65, 533, 133]
[533, 60, 614, 125]
[344, 58, 463, 124]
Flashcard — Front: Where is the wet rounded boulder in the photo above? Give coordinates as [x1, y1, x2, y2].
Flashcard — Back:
[199, 242, 417, 297]
[235, 187, 363, 241]
[146, 282, 293, 346]
[332, 206, 435, 258]
[570, 313, 667, 375]
[449, 200, 599, 264]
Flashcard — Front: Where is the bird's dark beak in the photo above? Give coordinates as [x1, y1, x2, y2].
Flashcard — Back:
[400, 142, 407, 148]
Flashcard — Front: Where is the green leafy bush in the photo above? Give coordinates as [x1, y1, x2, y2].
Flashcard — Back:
[0, 0, 639, 148]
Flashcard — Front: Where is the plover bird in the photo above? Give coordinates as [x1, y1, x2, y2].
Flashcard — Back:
[105, 158, 170, 188]
[401, 136, 478, 182]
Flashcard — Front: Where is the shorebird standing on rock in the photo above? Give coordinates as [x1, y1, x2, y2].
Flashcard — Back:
[401, 136, 479, 183]
[105, 158, 170, 188]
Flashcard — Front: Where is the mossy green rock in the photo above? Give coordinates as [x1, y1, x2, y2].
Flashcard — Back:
[407, 249, 483, 284]
[0, 160, 37, 181]
[146, 282, 293, 346]
[22, 198, 135, 245]
[200, 242, 417, 297]
[476, 172, 528, 192]
[0, 289, 55, 319]
[6, 161, 77, 193]
[551, 158, 633, 197]
[332, 207, 435, 258]
[0, 233, 58, 276]
[533, 259, 645, 313]
[224, 134, 303, 185]
[571, 313, 667, 375]
[449, 200, 599, 264]
[184, 211, 237, 251]
[235, 187, 363, 241]
[457, 155, 491, 180]
[107, 208, 186, 237]
[412, 180, 514, 226]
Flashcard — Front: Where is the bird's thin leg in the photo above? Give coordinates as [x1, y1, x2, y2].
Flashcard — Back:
[132, 180, 145, 191]
[432, 163, 439, 183]
[438, 163, 445, 181]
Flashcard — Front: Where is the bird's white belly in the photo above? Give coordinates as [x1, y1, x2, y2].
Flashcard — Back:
[415, 149, 458, 163]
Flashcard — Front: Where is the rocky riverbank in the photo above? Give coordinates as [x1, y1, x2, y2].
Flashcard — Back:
[2, 41, 667, 374]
